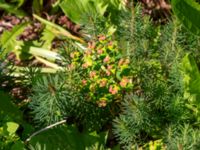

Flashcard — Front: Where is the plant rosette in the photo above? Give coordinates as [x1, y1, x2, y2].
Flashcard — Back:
[70, 35, 133, 107]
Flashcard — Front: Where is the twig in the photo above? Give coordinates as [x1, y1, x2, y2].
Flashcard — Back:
[25, 119, 66, 142]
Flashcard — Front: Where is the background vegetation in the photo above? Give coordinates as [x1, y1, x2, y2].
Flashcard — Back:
[0, 0, 200, 149]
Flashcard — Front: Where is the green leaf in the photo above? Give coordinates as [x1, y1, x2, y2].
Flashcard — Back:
[181, 54, 200, 121]
[3, 122, 19, 136]
[0, 2, 26, 16]
[33, 0, 43, 14]
[0, 91, 23, 122]
[41, 27, 56, 49]
[59, 0, 107, 25]
[11, 0, 25, 8]
[116, 70, 122, 80]
[33, 14, 84, 43]
[28, 142, 46, 150]
[11, 141, 25, 150]
[181, 54, 200, 96]
[172, 0, 200, 35]
[29, 125, 107, 150]
[0, 23, 27, 59]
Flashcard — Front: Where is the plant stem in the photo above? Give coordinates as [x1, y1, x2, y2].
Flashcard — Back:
[25, 119, 66, 142]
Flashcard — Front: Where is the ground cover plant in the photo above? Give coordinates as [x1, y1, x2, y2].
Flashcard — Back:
[1, 0, 200, 149]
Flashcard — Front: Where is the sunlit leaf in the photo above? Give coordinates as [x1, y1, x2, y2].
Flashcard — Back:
[0, 23, 27, 59]
[172, 0, 200, 35]
[3, 122, 19, 136]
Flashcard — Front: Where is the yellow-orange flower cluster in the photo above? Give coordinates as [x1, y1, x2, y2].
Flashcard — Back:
[70, 35, 133, 107]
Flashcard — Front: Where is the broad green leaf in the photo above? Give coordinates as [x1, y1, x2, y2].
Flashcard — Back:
[181, 54, 200, 96]
[0, 91, 23, 122]
[0, 23, 27, 59]
[11, 141, 25, 150]
[3, 122, 19, 136]
[172, 0, 200, 35]
[59, 0, 107, 25]
[29, 125, 107, 150]
[181, 54, 200, 121]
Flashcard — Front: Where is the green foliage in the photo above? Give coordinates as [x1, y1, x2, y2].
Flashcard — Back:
[2, 122, 19, 140]
[11, 0, 25, 8]
[0, 0, 26, 16]
[181, 54, 200, 98]
[29, 74, 67, 126]
[165, 124, 200, 150]
[112, 4, 200, 149]
[29, 72, 112, 131]
[0, 12, 84, 64]
[33, 14, 84, 43]
[0, 0, 53, 16]
[0, 91, 28, 150]
[2, 1, 200, 149]
[0, 23, 27, 59]
[172, 0, 200, 36]
[0, 13, 83, 71]
[142, 140, 165, 150]
[59, 0, 125, 36]
[0, 121, 25, 150]
[28, 143, 46, 150]
[70, 35, 133, 106]
[117, 4, 159, 56]
[181, 53, 200, 123]
[113, 96, 151, 148]
[113, 92, 192, 149]
[0, 91, 23, 122]
[28, 125, 108, 150]
[59, 0, 124, 24]
[33, 0, 43, 14]
[40, 27, 56, 49]
[60, 0, 107, 25]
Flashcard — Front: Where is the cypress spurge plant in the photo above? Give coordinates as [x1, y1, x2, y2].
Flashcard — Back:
[111, 3, 200, 150]
[70, 35, 133, 107]
[28, 70, 112, 131]
[28, 34, 134, 133]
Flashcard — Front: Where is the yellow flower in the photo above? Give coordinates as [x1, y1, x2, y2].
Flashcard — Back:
[97, 49, 103, 54]
[97, 98, 107, 107]
[104, 56, 110, 63]
[89, 71, 96, 78]
[82, 79, 87, 86]
[120, 77, 129, 87]
[82, 63, 89, 68]
[99, 79, 107, 87]
[98, 35, 106, 41]
[109, 85, 119, 95]
[87, 41, 96, 49]
[118, 58, 124, 66]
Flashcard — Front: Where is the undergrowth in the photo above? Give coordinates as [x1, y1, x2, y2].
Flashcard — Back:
[1, 1, 200, 150]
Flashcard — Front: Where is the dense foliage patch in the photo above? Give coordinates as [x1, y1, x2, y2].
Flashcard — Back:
[1, 0, 200, 150]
